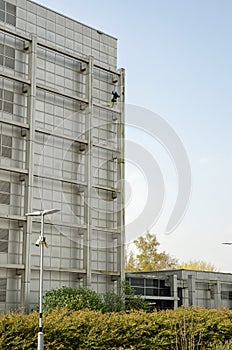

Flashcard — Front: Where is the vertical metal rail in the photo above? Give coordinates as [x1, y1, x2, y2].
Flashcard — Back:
[118, 68, 125, 288]
[85, 56, 93, 287]
[22, 34, 37, 312]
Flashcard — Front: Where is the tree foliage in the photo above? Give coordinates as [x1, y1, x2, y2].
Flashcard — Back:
[177, 260, 218, 271]
[125, 231, 177, 271]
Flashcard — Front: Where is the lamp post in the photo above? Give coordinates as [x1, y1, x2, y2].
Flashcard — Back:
[25, 209, 60, 350]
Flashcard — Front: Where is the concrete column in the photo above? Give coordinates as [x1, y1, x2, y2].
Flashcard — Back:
[171, 274, 178, 309]
[188, 275, 196, 306]
[214, 281, 221, 309]
[182, 287, 189, 307]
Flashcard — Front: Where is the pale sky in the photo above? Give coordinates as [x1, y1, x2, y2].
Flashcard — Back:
[35, 0, 232, 272]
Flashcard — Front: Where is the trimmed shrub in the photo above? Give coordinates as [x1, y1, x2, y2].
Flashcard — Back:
[0, 307, 232, 349]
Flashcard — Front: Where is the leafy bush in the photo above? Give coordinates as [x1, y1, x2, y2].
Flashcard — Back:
[43, 286, 103, 312]
[43, 282, 149, 313]
[1, 307, 232, 349]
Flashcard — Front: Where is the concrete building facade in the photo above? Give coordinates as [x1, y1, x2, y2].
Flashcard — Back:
[126, 270, 232, 310]
[0, 0, 125, 312]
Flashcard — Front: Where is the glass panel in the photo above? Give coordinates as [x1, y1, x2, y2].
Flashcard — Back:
[146, 288, 159, 296]
[0, 291, 6, 302]
[0, 10, 5, 22]
[134, 287, 144, 295]
[5, 46, 15, 58]
[2, 146, 12, 158]
[0, 229, 9, 240]
[6, 13, 16, 26]
[0, 241, 8, 252]
[0, 1, 5, 11]
[2, 135, 12, 147]
[5, 57, 15, 69]
[0, 193, 10, 204]
[4, 90, 13, 102]
[160, 280, 165, 287]
[3, 101, 13, 113]
[146, 279, 158, 287]
[0, 278, 7, 288]
[160, 288, 171, 297]
[6, 2, 16, 15]
[130, 278, 144, 286]
[0, 181, 10, 192]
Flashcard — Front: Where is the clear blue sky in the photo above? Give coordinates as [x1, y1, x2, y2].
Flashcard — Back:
[35, 0, 232, 272]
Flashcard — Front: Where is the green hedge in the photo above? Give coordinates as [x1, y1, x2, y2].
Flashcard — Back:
[0, 307, 232, 349]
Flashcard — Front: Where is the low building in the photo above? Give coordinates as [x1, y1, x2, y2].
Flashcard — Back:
[126, 270, 232, 310]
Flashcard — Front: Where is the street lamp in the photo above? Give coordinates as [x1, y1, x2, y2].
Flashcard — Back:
[25, 209, 60, 350]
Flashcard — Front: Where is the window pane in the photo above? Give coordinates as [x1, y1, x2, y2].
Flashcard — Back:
[4, 90, 13, 102]
[6, 13, 16, 26]
[0, 10, 5, 22]
[5, 57, 15, 69]
[133, 287, 144, 295]
[146, 288, 159, 296]
[0, 229, 9, 240]
[2, 135, 12, 147]
[2, 146, 12, 158]
[0, 241, 8, 252]
[0, 278, 7, 302]
[0, 55, 3, 66]
[130, 278, 144, 286]
[0, 0, 5, 11]
[0, 193, 10, 204]
[3, 101, 13, 113]
[0, 278, 7, 288]
[6, 2, 16, 15]
[146, 279, 158, 287]
[0, 181, 10, 192]
[0, 44, 3, 54]
[5, 46, 15, 58]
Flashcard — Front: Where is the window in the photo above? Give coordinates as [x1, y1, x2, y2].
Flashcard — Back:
[146, 279, 158, 287]
[0, 134, 12, 158]
[0, 0, 16, 26]
[0, 180, 10, 204]
[0, 278, 7, 302]
[0, 44, 15, 69]
[0, 228, 8, 252]
[130, 278, 144, 286]
[0, 88, 14, 114]
[221, 290, 232, 300]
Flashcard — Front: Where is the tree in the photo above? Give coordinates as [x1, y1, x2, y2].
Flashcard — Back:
[177, 260, 218, 272]
[125, 231, 178, 271]
[125, 250, 137, 272]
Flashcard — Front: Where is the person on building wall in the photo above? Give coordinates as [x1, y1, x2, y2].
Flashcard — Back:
[110, 89, 120, 107]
